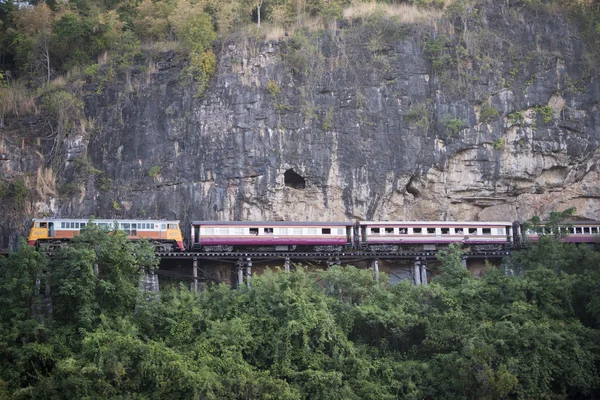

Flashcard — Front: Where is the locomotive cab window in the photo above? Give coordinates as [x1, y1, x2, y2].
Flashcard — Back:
[40, 222, 47, 228]
[441, 228, 449, 234]
[250, 228, 259, 235]
[168, 224, 177, 230]
[322, 228, 331, 234]
[385, 227, 394, 234]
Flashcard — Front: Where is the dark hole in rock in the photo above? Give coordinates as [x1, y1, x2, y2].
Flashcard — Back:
[284, 169, 306, 189]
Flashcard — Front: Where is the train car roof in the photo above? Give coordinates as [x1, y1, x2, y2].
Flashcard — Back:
[191, 221, 352, 226]
[358, 221, 514, 226]
[32, 218, 180, 224]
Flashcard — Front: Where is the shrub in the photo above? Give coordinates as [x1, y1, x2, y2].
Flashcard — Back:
[534, 105, 553, 124]
[406, 103, 430, 131]
[148, 165, 161, 178]
[442, 115, 466, 137]
[266, 80, 280, 98]
[480, 105, 499, 123]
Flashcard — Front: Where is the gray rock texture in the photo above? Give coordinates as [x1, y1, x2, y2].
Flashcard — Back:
[1, 4, 599, 247]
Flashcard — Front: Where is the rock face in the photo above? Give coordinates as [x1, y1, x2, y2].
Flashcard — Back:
[1, 4, 599, 247]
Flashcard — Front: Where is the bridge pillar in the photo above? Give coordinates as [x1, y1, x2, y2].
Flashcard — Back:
[141, 269, 160, 293]
[246, 258, 252, 289]
[420, 260, 428, 286]
[237, 261, 244, 289]
[461, 257, 467, 268]
[190, 258, 205, 292]
[371, 259, 380, 286]
[284, 257, 290, 272]
[413, 258, 422, 285]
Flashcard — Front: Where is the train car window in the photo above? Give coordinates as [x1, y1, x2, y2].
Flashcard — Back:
[371, 228, 380, 234]
[249, 228, 259, 235]
[584, 227, 591, 234]
[337, 228, 344, 235]
[455, 228, 464, 234]
[234, 228, 244, 235]
[399, 228, 407, 234]
[568, 227, 575, 234]
[293, 228, 302, 235]
[219, 228, 229, 235]
[469, 228, 477, 234]
[441, 228, 449, 234]
[280, 228, 288, 235]
[99, 223, 108, 227]
[413, 228, 422, 234]
[385, 227, 394, 234]
[264, 228, 274, 234]
[308, 228, 317, 235]
[81, 223, 86, 228]
[322, 228, 331, 234]
[591, 227, 599, 234]
[496, 228, 504, 235]
[482, 228, 491, 235]
[575, 227, 582, 234]
[122, 223, 130, 230]
[132, 223, 137, 229]
[427, 228, 435, 234]
[168, 223, 177, 229]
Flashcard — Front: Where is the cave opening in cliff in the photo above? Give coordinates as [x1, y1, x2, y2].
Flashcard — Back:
[284, 169, 306, 189]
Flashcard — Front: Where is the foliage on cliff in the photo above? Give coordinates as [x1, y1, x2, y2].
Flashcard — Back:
[1, 227, 600, 398]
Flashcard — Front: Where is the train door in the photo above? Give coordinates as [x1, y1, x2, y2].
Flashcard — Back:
[194, 225, 200, 245]
[346, 225, 352, 247]
[48, 222, 54, 237]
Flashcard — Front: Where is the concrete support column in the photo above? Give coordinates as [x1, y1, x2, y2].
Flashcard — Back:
[461, 257, 468, 268]
[284, 257, 290, 272]
[191, 258, 199, 291]
[413, 258, 422, 285]
[237, 263, 244, 289]
[246, 258, 252, 289]
[93, 263, 99, 276]
[141, 269, 160, 293]
[372, 259, 380, 286]
[420, 260, 428, 286]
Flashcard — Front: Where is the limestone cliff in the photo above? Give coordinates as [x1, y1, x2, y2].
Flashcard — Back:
[1, 3, 599, 247]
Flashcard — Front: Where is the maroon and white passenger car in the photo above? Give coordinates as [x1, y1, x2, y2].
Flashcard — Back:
[358, 221, 515, 251]
[190, 221, 353, 252]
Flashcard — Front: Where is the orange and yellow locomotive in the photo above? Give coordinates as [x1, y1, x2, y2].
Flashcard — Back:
[27, 218, 185, 252]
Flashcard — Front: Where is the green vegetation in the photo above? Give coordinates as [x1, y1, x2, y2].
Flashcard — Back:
[1, 226, 600, 398]
[266, 79, 280, 98]
[493, 137, 505, 150]
[148, 165, 161, 178]
[479, 105, 499, 123]
[406, 102, 430, 131]
[442, 115, 466, 137]
[534, 105, 554, 124]
[322, 106, 335, 131]
[509, 110, 525, 125]
[0, 177, 29, 211]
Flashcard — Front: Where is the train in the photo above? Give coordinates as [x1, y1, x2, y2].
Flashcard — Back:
[27, 218, 600, 253]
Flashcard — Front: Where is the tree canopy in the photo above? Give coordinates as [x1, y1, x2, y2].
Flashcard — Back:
[1, 227, 599, 398]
